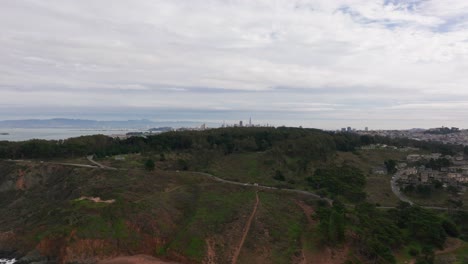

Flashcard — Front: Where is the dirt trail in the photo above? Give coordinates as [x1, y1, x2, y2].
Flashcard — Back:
[205, 238, 217, 264]
[435, 238, 463, 255]
[165, 185, 184, 193]
[77, 196, 115, 203]
[98, 254, 179, 264]
[296, 201, 316, 226]
[296, 201, 316, 264]
[231, 191, 259, 264]
[87, 155, 118, 170]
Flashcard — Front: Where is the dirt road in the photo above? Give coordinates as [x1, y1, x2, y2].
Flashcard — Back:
[98, 255, 179, 264]
[232, 191, 259, 264]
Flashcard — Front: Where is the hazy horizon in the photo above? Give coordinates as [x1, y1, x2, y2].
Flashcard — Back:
[0, 116, 462, 131]
[2, 1, 468, 129]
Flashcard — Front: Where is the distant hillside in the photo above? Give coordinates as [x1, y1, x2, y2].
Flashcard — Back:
[0, 118, 213, 129]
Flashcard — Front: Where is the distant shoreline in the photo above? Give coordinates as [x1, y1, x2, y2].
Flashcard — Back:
[0, 128, 122, 142]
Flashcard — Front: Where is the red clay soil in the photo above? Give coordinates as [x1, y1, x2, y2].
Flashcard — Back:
[308, 246, 350, 264]
[204, 238, 217, 264]
[15, 169, 26, 190]
[98, 255, 180, 264]
[296, 201, 316, 226]
[231, 191, 260, 264]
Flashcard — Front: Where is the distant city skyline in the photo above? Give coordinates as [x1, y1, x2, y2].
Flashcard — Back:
[0, 116, 465, 131]
[2, 1, 468, 129]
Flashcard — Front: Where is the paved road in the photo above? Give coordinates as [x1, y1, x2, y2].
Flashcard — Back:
[390, 171, 414, 205]
[6, 159, 100, 169]
[191, 171, 333, 205]
[5, 158, 468, 212]
[87, 155, 118, 170]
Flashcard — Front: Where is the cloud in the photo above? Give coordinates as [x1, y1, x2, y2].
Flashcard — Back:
[1, 0, 468, 129]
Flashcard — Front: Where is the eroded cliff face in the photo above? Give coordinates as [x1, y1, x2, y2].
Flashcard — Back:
[43, 227, 170, 263]
[0, 162, 72, 192]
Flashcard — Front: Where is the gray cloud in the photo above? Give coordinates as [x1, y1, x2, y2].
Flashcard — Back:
[1, 0, 468, 129]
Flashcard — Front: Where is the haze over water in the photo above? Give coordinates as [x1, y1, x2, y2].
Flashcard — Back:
[0, 128, 133, 142]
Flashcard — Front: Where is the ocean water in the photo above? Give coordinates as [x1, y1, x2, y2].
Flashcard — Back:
[0, 128, 141, 141]
[0, 259, 16, 264]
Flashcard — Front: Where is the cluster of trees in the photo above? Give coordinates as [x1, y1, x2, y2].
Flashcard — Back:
[0, 127, 462, 162]
[403, 184, 434, 198]
[384, 159, 398, 174]
[316, 201, 461, 264]
[316, 201, 346, 245]
[306, 165, 366, 202]
[0, 135, 139, 159]
[423, 158, 452, 170]
[0, 127, 337, 160]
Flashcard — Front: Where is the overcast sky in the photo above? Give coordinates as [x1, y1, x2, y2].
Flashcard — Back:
[1, 0, 468, 129]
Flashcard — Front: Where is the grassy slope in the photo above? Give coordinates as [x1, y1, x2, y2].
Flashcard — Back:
[206, 149, 407, 205]
[2, 144, 466, 263]
[237, 192, 306, 264]
[0, 161, 327, 263]
[207, 152, 278, 184]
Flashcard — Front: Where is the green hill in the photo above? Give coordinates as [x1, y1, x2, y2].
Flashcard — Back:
[0, 127, 466, 263]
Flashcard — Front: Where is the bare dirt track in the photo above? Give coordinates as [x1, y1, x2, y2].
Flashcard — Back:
[231, 191, 259, 264]
[204, 238, 217, 264]
[98, 255, 180, 264]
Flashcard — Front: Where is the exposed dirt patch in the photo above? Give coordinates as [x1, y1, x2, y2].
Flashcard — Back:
[15, 169, 26, 190]
[231, 192, 259, 264]
[77, 196, 115, 203]
[204, 238, 216, 264]
[296, 201, 316, 226]
[308, 245, 350, 264]
[98, 255, 180, 264]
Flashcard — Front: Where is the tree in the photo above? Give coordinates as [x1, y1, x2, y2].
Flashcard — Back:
[415, 246, 434, 264]
[273, 170, 285, 181]
[144, 159, 155, 171]
[328, 209, 345, 243]
[385, 160, 398, 174]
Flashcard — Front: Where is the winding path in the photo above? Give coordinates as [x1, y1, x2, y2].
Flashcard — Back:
[191, 171, 333, 205]
[87, 155, 118, 170]
[4, 158, 467, 212]
[390, 171, 414, 205]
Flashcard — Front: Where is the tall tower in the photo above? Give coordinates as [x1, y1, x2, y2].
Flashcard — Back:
[249, 117, 252, 126]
